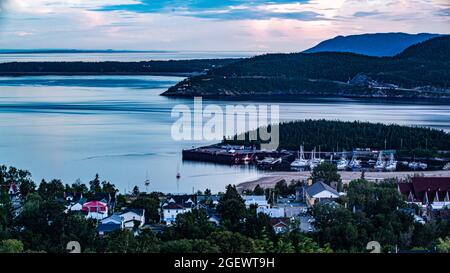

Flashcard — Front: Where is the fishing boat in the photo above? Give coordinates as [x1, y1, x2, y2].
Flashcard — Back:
[385, 153, 397, 172]
[374, 152, 386, 171]
[443, 163, 450, 170]
[241, 154, 252, 164]
[336, 152, 348, 170]
[259, 157, 282, 165]
[349, 155, 362, 169]
[308, 147, 324, 170]
[408, 161, 428, 170]
[291, 145, 309, 169]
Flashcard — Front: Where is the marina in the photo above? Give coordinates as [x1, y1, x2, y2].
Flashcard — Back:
[183, 144, 450, 172]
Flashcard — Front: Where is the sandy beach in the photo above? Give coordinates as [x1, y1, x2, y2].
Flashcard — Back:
[236, 170, 450, 192]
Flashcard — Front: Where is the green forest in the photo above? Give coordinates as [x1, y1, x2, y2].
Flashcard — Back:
[223, 119, 450, 156]
[0, 59, 239, 76]
[163, 36, 450, 98]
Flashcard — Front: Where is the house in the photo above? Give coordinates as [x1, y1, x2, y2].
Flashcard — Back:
[94, 192, 116, 212]
[197, 194, 220, 207]
[241, 195, 269, 209]
[82, 200, 108, 220]
[208, 215, 221, 226]
[257, 207, 285, 218]
[161, 202, 192, 225]
[304, 181, 340, 207]
[398, 177, 450, 209]
[165, 195, 197, 207]
[120, 209, 145, 229]
[97, 214, 124, 235]
[64, 192, 83, 203]
[270, 218, 291, 234]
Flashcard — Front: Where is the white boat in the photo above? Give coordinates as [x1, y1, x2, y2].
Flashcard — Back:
[241, 154, 251, 164]
[408, 161, 428, 170]
[336, 152, 348, 170]
[260, 157, 282, 165]
[385, 153, 397, 172]
[308, 147, 324, 170]
[374, 152, 386, 171]
[349, 155, 361, 169]
[291, 145, 309, 168]
[444, 163, 450, 170]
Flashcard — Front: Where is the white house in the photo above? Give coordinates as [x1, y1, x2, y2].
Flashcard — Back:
[120, 209, 145, 229]
[162, 203, 191, 225]
[241, 195, 269, 209]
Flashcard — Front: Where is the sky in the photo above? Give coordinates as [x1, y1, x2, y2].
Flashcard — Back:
[0, 0, 449, 52]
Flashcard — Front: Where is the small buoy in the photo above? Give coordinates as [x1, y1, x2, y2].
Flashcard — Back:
[176, 172, 181, 179]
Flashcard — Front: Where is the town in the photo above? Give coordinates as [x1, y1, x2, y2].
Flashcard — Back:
[1, 163, 449, 253]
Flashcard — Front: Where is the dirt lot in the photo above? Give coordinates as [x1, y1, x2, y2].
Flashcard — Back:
[236, 170, 450, 193]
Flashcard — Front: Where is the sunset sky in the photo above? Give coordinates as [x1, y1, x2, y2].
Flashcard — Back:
[0, 0, 449, 52]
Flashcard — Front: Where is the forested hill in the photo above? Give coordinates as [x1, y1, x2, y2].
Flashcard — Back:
[223, 119, 450, 156]
[162, 36, 450, 99]
[396, 36, 450, 61]
[0, 59, 240, 76]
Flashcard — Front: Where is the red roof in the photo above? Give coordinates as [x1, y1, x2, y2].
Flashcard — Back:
[82, 201, 108, 212]
[398, 177, 450, 203]
[411, 177, 450, 192]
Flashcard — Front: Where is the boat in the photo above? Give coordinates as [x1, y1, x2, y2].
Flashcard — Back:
[308, 147, 324, 170]
[385, 153, 397, 172]
[349, 155, 362, 169]
[241, 154, 252, 164]
[260, 157, 282, 165]
[291, 145, 309, 169]
[374, 152, 386, 171]
[144, 172, 151, 192]
[336, 152, 348, 170]
[443, 163, 450, 170]
[408, 161, 428, 170]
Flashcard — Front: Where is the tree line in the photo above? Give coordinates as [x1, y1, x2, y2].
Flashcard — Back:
[0, 164, 449, 253]
[223, 119, 450, 157]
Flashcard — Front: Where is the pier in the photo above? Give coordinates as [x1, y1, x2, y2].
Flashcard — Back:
[182, 145, 292, 165]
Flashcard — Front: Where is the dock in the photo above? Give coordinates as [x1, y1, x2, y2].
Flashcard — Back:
[182, 145, 292, 165]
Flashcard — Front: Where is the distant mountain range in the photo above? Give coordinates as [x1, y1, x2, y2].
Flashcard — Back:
[162, 36, 450, 100]
[303, 33, 441, 57]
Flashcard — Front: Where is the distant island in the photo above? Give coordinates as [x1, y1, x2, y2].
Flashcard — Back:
[0, 59, 240, 77]
[162, 36, 450, 100]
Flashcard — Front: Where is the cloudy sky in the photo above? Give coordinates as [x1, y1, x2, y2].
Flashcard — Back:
[0, 0, 449, 52]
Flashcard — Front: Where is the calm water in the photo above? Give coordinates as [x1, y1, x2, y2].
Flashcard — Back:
[1, 75, 450, 194]
[0, 51, 262, 63]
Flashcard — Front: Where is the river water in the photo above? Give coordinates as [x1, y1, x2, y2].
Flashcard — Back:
[1, 75, 449, 194]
